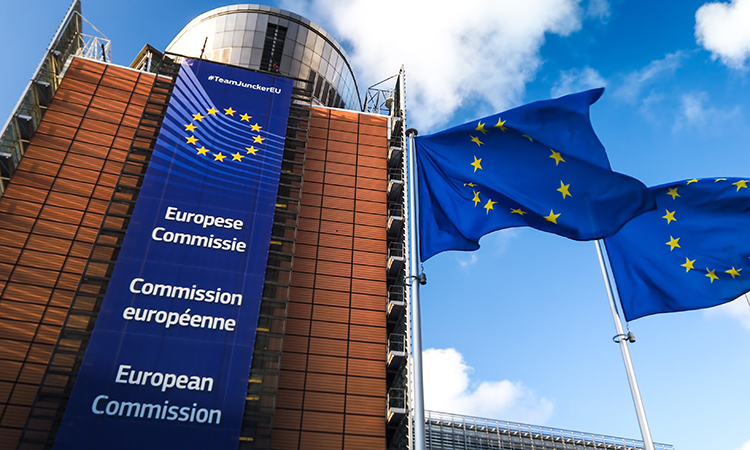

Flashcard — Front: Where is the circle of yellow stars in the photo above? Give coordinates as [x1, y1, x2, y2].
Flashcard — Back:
[464, 118, 570, 224]
[183, 106, 265, 163]
[662, 178, 748, 284]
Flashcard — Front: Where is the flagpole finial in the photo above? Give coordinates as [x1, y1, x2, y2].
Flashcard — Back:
[407, 128, 418, 137]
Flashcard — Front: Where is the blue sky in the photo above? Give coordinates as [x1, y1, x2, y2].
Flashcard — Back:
[3, 1, 750, 449]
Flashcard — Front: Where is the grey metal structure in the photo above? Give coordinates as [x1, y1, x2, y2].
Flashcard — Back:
[165, 4, 361, 111]
[0, 0, 111, 197]
[425, 411, 675, 450]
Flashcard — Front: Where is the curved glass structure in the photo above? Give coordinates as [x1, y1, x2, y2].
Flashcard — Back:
[166, 4, 361, 110]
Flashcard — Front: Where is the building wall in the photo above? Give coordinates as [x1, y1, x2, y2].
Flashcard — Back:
[271, 108, 388, 450]
[0, 57, 154, 450]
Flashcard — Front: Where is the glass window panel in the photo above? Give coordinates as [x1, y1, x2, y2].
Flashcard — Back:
[216, 14, 227, 31]
[322, 44, 332, 61]
[256, 13, 268, 31]
[310, 52, 321, 71]
[240, 47, 253, 67]
[235, 13, 248, 31]
[225, 13, 237, 31]
[314, 36, 324, 55]
[250, 49, 262, 68]
[222, 31, 234, 47]
[290, 59, 301, 78]
[232, 31, 244, 47]
[296, 27, 308, 44]
[302, 47, 313, 66]
[293, 42, 304, 60]
[246, 13, 258, 31]
[280, 54, 292, 73]
[230, 47, 241, 65]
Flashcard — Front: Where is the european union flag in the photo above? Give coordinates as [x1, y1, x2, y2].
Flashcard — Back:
[416, 88, 655, 261]
[604, 178, 750, 321]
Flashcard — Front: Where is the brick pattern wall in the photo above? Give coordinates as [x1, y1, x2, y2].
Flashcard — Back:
[270, 108, 388, 450]
[0, 58, 154, 450]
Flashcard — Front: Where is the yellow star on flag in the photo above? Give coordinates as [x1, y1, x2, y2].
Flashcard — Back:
[715, 178, 726, 182]
[232, 152, 244, 162]
[726, 267, 742, 279]
[186, 135, 198, 145]
[192, 113, 205, 122]
[475, 121, 488, 134]
[706, 268, 719, 283]
[196, 146, 209, 156]
[493, 117, 507, 131]
[185, 123, 197, 132]
[484, 199, 496, 214]
[667, 187, 680, 199]
[511, 208, 526, 215]
[464, 182, 476, 187]
[665, 236, 680, 251]
[224, 107, 236, 116]
[471, 156, 482, 172]
[549, 150, 565, 166]
[557, 181, 571, 199]
[522, 134, 533, 141]
[245, 146, 258, 155]
[472, 191, 481, 207]
[470, 136, 484, 146]
[687, 179, 699, 184]
[214, 153, 226, 162]
[732, 180, 748, 191]
[253, 135, 265, 144]
[240, 113, 251, 122]
[251, 123, 262, 132]
[544, 210, 561, 224]
[681, 258, 695, 272]
[663, 210, 676, 224]
[207, 107, 218, 116]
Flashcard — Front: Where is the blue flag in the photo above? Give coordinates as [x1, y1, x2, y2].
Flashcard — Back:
[416, 88, 655, 261]
[604, 177, 750, 321]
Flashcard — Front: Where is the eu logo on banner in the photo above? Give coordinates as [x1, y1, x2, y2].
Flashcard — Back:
[605, 178, 750, 321]
[53, 59, 293, 450]
[416, 88, 656, 261]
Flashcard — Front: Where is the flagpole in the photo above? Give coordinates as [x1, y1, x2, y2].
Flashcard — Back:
[595, 239, 655, 450]
[406, 128, 426, 450]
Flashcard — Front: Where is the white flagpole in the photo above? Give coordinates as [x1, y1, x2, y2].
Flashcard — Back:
[595, 239, 656, 450]
[406, 129, 426, 450]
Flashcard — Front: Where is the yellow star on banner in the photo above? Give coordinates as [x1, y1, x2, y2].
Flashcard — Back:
[245, 146, 258, 155]
[240, 113, 251, 122]
[192, 113, 205, 122]
[207, 107, 218, 116]
[557, 181, 571, 199]
[184, 123, 196, 132]
[470, 136, 484, 146]
[464, 182, 476, 187]
[687, 179, 699, 184]
[726, 267, 742, 279]
[732, 180, 749, 191]
[471, 156, 482, 172]
[251, 123, 262, 132]
[715, 178, 726, 182]
[544, 210, 561, 224]
[472, 191, 481, 207]
[253, 135, 265, 144]
[681, 258, 695, 272]
[667, 187, 680, 199]
[214, 153, 226, 162]
[196, 146, 209, 156]
[549, 150, 565, 166]
[706, 268, 719, 283]
[494, 118, 507, 131]
[663, 210, 676, 224]
[475, 121, 488, 134]
[511, 208, 526, 215]
[484, 199, 496, 214]
[232, 152, 244, 162]
[224, 107, 236, 116]
[186, 135, 198, 145]
[522, 134, 533, 141]
[666, 236, 680, 251]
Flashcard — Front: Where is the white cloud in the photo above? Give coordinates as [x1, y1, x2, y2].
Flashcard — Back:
[705, 294, 750, 330]
[586, 0, 611, 21]
[550, 67, 607, 98]
[423, 348, 554, 423]
[673, 91, 740, 131]
[696, 0, 750, 69]
[614, 52, 686, 103]
[281, 0, 584, 131]
[736, 437, 750, 450]
[457, 253, 479, 268]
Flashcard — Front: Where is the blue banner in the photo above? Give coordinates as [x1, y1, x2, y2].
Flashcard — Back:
[54, 59, 293, 449]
